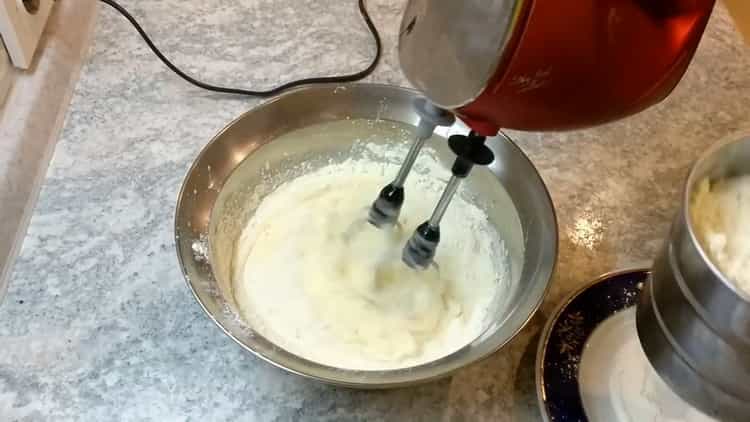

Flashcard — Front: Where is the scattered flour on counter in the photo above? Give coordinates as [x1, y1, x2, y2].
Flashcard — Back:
[691, 175, 750, 298]
[231, 143, 506, 370]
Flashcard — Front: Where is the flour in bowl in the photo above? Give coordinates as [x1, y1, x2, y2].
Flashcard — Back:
[691, 175, 750, 298]
[231, 143, 506, 370]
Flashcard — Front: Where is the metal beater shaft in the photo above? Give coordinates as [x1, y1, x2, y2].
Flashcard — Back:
[368, 99, 454, 228]
[402, 132, 495, 270]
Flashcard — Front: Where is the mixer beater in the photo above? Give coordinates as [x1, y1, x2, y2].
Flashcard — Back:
[401, 131, 495, 269]
[368, 98, 454, 228]
[368, 99, 495, 270]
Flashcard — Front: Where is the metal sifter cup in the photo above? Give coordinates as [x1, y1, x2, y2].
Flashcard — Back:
[636, 135, 750, 421]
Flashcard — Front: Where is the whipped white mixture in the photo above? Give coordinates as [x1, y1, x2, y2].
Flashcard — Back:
[691, 175, 750, 298]
[231, 144, 506, 370]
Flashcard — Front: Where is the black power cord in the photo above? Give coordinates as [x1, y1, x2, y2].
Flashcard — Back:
[97, 0, 382, 97]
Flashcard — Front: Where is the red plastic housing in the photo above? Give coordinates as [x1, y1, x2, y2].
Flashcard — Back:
[458, 0, 716, 136]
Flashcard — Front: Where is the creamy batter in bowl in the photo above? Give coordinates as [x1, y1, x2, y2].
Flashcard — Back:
[174, 84, 557, 387]
[231, 134, 506, 371]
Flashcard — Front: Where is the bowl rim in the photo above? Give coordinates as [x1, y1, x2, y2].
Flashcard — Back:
[174, 82, 559, 387]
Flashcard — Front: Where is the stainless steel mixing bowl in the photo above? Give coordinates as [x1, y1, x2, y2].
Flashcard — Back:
[174, 84, 557, 388]
[636, 135, 750, 421]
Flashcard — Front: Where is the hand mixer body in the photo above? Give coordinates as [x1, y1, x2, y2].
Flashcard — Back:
[399, 0, 716, 135]
[386, 0, 715, 268]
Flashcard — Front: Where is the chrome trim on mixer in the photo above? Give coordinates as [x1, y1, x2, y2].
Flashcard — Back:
[398, 0, 527, 109]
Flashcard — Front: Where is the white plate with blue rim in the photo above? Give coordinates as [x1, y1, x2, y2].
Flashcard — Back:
[535, 269, 716, 422]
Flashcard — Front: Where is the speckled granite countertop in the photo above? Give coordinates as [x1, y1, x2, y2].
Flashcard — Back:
[1, 1, 749, 421]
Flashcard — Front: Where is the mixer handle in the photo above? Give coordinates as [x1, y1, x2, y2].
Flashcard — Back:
[634, 0, 714, 17]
